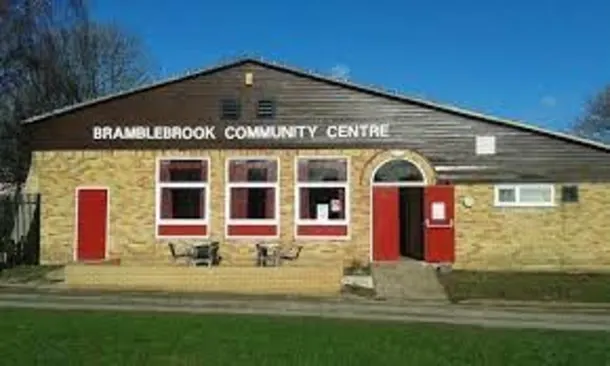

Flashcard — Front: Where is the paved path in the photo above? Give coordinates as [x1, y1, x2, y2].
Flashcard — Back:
[0, 291, 609, 332]
[372, 261, 448, 301]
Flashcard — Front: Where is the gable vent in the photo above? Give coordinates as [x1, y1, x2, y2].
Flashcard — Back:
[257, 100, 275, 119]
[220, 99, 240, 120]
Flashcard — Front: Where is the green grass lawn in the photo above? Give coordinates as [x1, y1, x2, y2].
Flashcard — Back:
[0, 308, 608, 365]
[437, 270, 610, 303]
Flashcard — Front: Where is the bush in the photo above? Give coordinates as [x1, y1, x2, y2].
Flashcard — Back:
[344, 259, 372, 276]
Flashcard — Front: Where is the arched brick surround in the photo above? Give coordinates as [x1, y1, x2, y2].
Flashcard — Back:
[360, 149, 436, 187]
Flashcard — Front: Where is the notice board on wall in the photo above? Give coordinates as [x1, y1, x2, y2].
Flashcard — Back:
[431, 202, 446, 220]
[316, 204, 329, 220]
[330, 199, 341, 212]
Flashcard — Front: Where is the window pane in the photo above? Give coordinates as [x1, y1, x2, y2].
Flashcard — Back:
[160, 187, 206, 219]
[299, 187, 346, 220]
[298, 159, 347, 182]
[159, 160, 207, 182]
[561, 185, 579, 203]
[230, 187, 275, 219]
[498, 188, 516, 203]
[520, 186, 552, 203]
[229, 160, 277, 182]
[373, 160, 424, 182]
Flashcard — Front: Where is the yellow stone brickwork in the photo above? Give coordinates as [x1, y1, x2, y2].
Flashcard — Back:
[64, 264, 343, 296]
[33, 148, 609, 272]
[23, 163, 39, 194]
[33, 148, 434, 267]
[454, 184, 610, 271]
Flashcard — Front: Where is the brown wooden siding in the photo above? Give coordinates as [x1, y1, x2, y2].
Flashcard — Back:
[24, 62, 610, 183]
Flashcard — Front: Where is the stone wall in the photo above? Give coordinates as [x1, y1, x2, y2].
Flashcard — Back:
[34, 148, 434, 267]
[33, 148, 610, 272]
[455, 184, 610, 271]
[64, 263, 343, 296]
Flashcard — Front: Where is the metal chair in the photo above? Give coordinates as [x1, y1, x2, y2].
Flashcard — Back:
[279, 245, 303, 263]
[168, 242, 192, 259]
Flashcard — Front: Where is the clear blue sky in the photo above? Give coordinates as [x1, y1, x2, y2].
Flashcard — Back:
[90, 0, 610, 132]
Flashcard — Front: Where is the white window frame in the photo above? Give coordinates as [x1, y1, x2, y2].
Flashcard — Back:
[494, 184, 555, 207]
[155, 157, 210, 239]
[294, 156, 350, 239]
[225, 157, 280, 239]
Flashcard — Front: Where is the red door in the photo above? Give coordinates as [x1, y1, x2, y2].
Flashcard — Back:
[424, 186, 455, 263]
[76, 188, 108, 261]
[372, 187, 400, 261]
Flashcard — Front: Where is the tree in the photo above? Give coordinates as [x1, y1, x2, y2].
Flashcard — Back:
[573, 85, 610, 144]
[0, 0, 154, 184]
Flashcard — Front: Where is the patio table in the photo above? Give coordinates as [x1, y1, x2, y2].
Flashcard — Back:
[190, 241, 220, 266]
[256, 242, 281, 267]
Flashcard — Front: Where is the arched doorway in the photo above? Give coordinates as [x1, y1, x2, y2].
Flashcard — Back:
[369, 157, 456, 263]
[370, 159, 427, 262]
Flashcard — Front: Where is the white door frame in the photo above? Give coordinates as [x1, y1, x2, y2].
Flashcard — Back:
[369, 158, 429, 262]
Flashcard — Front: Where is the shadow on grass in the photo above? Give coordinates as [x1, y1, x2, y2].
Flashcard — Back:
[0, 265, 64, 284]
[436, 270, 610, 304]
[340, 284, 376, 299]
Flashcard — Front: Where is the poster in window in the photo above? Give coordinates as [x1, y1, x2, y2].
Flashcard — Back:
[316, 204, 329, 220]
[330, 199, 341, 212]
[431, 202, 446, 220]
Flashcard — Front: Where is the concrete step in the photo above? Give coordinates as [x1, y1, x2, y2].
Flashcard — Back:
[372, 261, 448, 301]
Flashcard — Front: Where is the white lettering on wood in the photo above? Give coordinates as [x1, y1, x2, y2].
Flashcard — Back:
[91, 123, 390, 141]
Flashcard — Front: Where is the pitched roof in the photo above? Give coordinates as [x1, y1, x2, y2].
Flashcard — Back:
[22, 56, 610, 152]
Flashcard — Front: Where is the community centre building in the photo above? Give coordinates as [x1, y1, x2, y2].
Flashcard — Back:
[22, 58, 610, 272]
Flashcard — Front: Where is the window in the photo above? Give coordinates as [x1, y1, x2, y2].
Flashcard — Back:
[475, 136, 496, 155]
[561, 185, 579, 203]
[226, 158, 279, 237]
[257, 100, 275, 119]
[220, 99, 240, 120]
[295, 157, 349, 238]
[494, 184, 555, 207]
[373, 159, 424, 183]
[157, 158, 209, 237]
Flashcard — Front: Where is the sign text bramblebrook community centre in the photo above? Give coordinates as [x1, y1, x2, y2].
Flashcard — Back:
[92, 123, 390, 141]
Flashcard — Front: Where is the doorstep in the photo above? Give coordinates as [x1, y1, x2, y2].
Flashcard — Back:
[341, 275, 374, 289]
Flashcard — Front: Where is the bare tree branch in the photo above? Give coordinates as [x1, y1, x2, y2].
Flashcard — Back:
[573, 85, 610, 144]
[0, 0, 155, 183]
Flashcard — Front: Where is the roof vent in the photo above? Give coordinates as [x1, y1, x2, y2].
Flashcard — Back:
[220, 99, 240, 120]
[257, 100, 275, 119]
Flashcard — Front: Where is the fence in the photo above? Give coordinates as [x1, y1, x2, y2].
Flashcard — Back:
[0, 193, 40, 269]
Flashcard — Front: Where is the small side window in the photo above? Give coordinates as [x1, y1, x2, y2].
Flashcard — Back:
[494, 184, 554, 207]
[561, 185, 579, 203]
